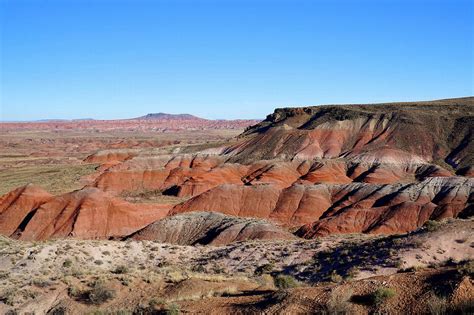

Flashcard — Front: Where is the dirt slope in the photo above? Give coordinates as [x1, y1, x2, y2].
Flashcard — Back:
[129, 211, 295, 245]
[0, 218, 472, 314]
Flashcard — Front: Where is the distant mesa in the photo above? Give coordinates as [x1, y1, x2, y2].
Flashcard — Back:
[136, 113, 206, 121]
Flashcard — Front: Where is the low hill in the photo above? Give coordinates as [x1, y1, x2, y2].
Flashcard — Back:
[129, 211, 295, 245]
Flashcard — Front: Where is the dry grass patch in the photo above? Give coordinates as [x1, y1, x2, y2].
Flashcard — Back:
[0, 164, 98, 195]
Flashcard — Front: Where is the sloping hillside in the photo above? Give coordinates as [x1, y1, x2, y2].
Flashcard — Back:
[228, 97, 474, 168]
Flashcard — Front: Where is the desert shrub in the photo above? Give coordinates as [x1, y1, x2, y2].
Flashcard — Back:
[212, 266, 225, 274]
[102, 251, 111, 256]
[255, 263, 274, 275]
[344, 267, 359, 280]
[119, 276, 130, 286]
[48, 305, 67, 315]
[423, 220, 441, 232]
[165, 302, 180, 315]
[327, 289, 353, 314]
[157, 260, 170, 268]
[31, 277, 53, 288]
[398, 265, 423, 273]
[70, 267, 84, 278]
[273, 274, 299, 289]
[451, 298, 474, 314]
[457, 259, 474, 277]
[0, 270, 9, 280]
[192, 264, 205, 273]
[330, 270, 343, 283]
[426, 294, 448, 315]
[149, 297, 165, 308]
[63, 259, 73, 268]
[112, 265, 129, 274]
[87, 280, 116, 304]
[0, 288, 16, 306]
[256, 273, 275, 288]
[68, 286, 82, 298]
[94, 260, 104, 265]
[371, 287, 396, 306]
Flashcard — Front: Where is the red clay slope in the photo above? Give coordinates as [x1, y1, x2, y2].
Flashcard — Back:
[171, 177, 473, 236]
[0, 184, 53, 237]
[0, 186, 171, 240]
[90, 154, 454, 197]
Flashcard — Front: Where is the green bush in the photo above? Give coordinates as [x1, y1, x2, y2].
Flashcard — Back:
[273, 274, 299, 289]
[372, 287, 396, 306]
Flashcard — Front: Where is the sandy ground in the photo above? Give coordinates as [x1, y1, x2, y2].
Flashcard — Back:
[0, 218, 472, 314]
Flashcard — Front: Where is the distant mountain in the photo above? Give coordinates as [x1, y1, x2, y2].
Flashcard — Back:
[136, 113, 205, 120]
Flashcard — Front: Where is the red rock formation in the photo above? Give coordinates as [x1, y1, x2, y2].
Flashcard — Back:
[301, 161, 352, 184]
[3, 98, 472, 240]
[91, 152, 454, 198]
[226, 97, 474, 170]
[171, 177, 473, 236]
[171, 184, 282, 219]
[0, 185, 53, 237]
[296, 177, 473, 237]
[0, 186, 171, 240]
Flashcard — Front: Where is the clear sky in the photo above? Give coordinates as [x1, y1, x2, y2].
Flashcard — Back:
[1, 0, 473, 121]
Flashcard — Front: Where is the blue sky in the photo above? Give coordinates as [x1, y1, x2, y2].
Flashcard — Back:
[1, 0, 473, 120]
